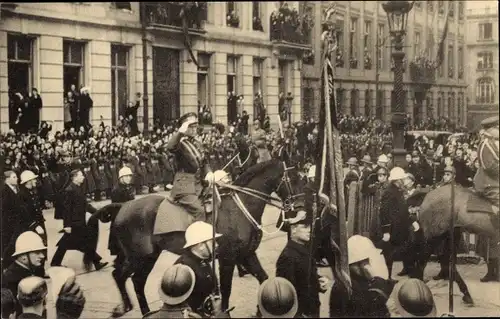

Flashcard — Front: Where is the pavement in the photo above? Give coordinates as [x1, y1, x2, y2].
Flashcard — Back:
[38, 191, 500, 318]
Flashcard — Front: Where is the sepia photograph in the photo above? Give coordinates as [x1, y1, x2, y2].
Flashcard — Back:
[0, 1, 498, 318]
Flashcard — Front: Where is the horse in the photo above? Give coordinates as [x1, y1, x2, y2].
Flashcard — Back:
[90, 158, 303, 316]
[412, 183, 499, 305]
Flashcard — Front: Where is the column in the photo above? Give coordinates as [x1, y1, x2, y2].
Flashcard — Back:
[214, 52, 227, 124]
[266, 58, 279, 125]
[242, 55, 254, 118]
[181, 49, 198, 115]
[292, 60, 301, 122]
[90, 40, 112, 126]
[39, 35, 64, 131]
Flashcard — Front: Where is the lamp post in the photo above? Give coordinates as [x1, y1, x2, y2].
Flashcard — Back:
[382, 0, 413, 167]
[286, 92, 294, 127]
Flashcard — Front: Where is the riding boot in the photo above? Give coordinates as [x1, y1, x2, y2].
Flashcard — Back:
[480, 258, 499, 282]
[433, 256, 450, 280]
[237, 264, 249, 277]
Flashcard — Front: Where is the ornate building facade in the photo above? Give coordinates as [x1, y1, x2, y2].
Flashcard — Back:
[302, 1, 468, 127]
[0, 2, 311, 132]
[465, 3, 498, 129]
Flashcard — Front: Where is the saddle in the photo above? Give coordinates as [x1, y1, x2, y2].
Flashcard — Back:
[466, 190, 498, 216]
[153, 197, 198, 235]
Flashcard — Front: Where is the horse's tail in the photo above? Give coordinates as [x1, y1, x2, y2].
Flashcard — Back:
[90, 203, 123, 224]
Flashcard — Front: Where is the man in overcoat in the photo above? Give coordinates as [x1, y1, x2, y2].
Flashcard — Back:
[50, 169, 107, 271]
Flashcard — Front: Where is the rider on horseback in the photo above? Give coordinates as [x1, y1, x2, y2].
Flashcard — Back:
[167, 112, 227, 219]
[474, 116, 499, 213]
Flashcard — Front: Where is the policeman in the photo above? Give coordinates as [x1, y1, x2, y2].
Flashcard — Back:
[168, 113, 214, 219]
[364, 155, 389, 193]
[1, 232, 47, 316]
[392, 278, 437, 317]
[379, 167, 412, 280]
[174, 221, 228, 317]
[16, 277, 48, 319]
[19, 170, 46, 244]
[257, 278, 298, 318]
[144, 264, 199, 318]
[474, 116, 499, 210]
[276, 205, 329, 318]
[111, 166, 135, 204]
[330, 235, 394, 318]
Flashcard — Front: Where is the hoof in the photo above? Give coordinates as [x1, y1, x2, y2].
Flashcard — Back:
[462, 294, 474, 305]
[112, 304, 133, 318]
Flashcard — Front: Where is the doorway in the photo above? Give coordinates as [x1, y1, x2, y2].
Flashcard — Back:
[153, 47, 180, 126]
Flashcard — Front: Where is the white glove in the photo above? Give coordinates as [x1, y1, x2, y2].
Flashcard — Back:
[204, 171, 215, 184]
[412, 221, 420, 232]
[213, 170, 229, 183]
[382, 233, 390, 242]
[179, 122, 191, 134]
[35, 226, 44, 235]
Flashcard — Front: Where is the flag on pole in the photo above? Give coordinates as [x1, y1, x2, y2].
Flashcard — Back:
[315, 53, 351, 297]
[436, 6, 450, 67]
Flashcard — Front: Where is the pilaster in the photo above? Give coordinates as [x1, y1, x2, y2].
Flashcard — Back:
[242, 55, 254, 118]
[214, 52, 227, 124]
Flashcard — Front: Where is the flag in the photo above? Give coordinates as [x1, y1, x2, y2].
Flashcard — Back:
[315, 55, 352, 297]
[436, 6, 450, 67]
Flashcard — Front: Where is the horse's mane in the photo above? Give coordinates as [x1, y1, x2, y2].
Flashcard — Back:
[234, 159, 281, 186]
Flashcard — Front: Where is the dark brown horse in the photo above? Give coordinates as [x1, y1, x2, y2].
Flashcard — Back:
[91, 159, 303, 316]
[412, 184, 499, 305]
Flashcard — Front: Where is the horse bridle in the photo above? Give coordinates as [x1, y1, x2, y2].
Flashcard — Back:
[275, 161, 304, 212]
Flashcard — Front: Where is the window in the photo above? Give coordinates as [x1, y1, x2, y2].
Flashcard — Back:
[426, 28, 434, 57]
[448, 3, 455, 18]
[364, 21, 371, 51]
[415, 1, 422, 9]
[476, 77, 495, 104]
[336, 88, 345, 111]
[227, 55, 239, 123]
[364, 89, 372, 117]
[376, 90, 384, 120]
[350, 18, 358, 69]
[438, 1, 444, 15]
[448, 45, 454, 78]
[197, 53, 211, 116]
[226, 1, 238, 27]
[278, 60, 288, 96]
[448, 93, 453, 119]
[63, 40, 85, 95]
[427, 2, 434, 12]
[302, 86, 314, 121]
[479, 23, 493, 40]
[335, 19, 345, 68]
[253, 58, 263, 119]
[7, 34, 34, 128]
[113, 2, 131, 10]
[458, 46, 464, 79]
[414, 31, 421, 58]
[477, 52, 494, 69]
[377, 24, 385, 70]
[350, 89, 358, 115]
[252, 2, 263, 31]
[111, 45, 129, 125]
[458, 2, 464, 20]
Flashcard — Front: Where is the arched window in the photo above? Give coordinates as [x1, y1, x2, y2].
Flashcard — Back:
[476, 77, 495, 103]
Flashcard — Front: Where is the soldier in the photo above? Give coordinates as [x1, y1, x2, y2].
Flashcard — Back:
[257, 278, 298, 318]
[251, 119, 271, 163]
[392, 279, 436, 317]
[276, 204, 329, 318]
[18, 171, 46, 241]
[474, 116, 499, 210]
[174, 221, 228, 318]
[1, 232, 47, 316]
[144, 264, 203, 318]
[364, 154, 389, 194]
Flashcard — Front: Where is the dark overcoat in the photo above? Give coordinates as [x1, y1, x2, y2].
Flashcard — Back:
[379, 182, 411, 245]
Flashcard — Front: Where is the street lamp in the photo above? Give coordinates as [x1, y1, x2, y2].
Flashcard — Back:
[286, 92, 294, 127]
[382, 0, 413, 166]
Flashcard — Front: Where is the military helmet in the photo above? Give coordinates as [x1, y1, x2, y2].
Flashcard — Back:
[183, 221, 222, 248]
[179, 112, 198, 127]
[158, 264, 196, 305]
[20, 170, 38, 184]
[118, 166, 133, 179]
[393, 278, 436, 317]
[12, 231, 47, 257]
[17, 277, 48, 308]
[443, 166, 456, 174]
[388, 167, 408, 181]
[258, 277, 298, 318]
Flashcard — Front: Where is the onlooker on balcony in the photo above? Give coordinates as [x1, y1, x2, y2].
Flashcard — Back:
[79, 87, 93, 130]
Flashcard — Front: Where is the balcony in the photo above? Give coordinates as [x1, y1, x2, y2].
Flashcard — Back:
[143, 2, 207, 34]
[269, 5, 312, 51]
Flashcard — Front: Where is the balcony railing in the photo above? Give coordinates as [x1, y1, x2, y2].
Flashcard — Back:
[144, 2, 207, 30]
[270, 22, 311, 45]
[269, 5, 312, 46]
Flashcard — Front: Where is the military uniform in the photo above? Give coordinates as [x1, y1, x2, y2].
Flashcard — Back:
[167, 131, 212, 218]
[474, 116, 499, 209]
[252, 127, 270, 163]
[143, 304, 201, 318]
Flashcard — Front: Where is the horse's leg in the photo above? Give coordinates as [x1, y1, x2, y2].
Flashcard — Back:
[451, 236, 474, 305]
[219, 258, 236, 312]
[131, 254, 158, 315]
[240, 252, 268, 284]
[481, 238, 500, 282]
[111, 253, 134, 317]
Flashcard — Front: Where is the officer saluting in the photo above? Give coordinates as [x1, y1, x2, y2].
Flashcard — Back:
[167, 113, 213, 219]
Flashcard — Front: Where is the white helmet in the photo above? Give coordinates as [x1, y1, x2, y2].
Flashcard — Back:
[377, 154, 389, 163]
[118, 166, 133, 179]
[183, 221, 222, 248]
[388, 167, 408, 181]
[20, 170, 38, 184]
[348, 235, 388, 279]
[12, 231, 47, 257]
[307, 165, 316, 179]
